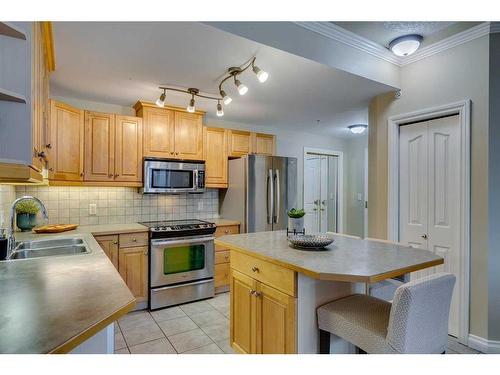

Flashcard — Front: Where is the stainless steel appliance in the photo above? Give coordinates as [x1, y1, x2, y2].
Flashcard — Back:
[140, 219, 216, 310]
[220, 155, 297, 233]
[142, 158, 205, 194]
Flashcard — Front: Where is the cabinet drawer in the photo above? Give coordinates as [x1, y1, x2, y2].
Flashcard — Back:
[119, 232, 148, 248]
[230, 250, 296, 297]
[215, 225, 240, 237]
[215, 250, 230, 264]
[215, 263, 230, 288]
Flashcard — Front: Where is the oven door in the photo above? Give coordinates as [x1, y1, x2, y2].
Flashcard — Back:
[150, 235, 214, 287]
[144, 159, 201, 193]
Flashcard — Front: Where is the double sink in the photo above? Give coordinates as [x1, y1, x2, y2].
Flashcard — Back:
[8, 237, 90, 260]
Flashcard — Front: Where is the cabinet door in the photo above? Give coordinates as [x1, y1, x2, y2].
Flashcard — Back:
[174, 111, 203, 160]
[84, 111, 115, 181]
[253, 133, 275, 156]
[203, 127, 228, 188]
[142, 107, 175, 158]
[95, 235, 119, 269]
[256, 282, 296, 354]
[48, 100, 84, 181]
[230, 269, 258, 354]
[115, 115, 143, 182]
[228, 130, 252, 157]
[118, 246, 148, 303]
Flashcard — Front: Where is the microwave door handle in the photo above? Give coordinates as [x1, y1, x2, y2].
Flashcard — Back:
[194, 170, 199, 190]
[274, 169, 280, 224]
[267, 169, 274, 224]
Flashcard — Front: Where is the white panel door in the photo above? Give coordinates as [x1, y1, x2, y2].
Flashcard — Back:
[399, 122, 429, 251]
[319, 156, 329, 232]
[304, 155, 320, 232]
[399, 115, 461, 337]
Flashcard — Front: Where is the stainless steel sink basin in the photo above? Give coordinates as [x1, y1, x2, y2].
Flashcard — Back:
[7, 237, 90, 260]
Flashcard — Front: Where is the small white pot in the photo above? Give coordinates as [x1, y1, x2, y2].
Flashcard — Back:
[288, 217, 304, 233]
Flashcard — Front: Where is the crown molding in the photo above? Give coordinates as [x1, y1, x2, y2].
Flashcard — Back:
[294, 22, 494, 67]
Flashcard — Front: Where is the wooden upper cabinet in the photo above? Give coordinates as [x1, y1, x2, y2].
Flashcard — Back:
[174, 111, 203, 160]
[253, 133, 276, 156]
[228, 130, 253, 158]
[204, 127, 228, 188]
[48, 100, 84, 181]
[141, 106, 175, 158]
[115, 115, 143, 182]
[84, 111, 115, 181]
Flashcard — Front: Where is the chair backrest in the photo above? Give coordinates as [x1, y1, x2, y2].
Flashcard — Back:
[386, 272, 456, 354]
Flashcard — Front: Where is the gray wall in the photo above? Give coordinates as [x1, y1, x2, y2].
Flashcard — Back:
[368, 36, 491, 339]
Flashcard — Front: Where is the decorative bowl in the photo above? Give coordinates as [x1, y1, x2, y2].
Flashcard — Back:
[287, 233, 335, 250]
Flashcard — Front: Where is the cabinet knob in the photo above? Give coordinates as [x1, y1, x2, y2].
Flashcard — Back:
[108, 173, 113, 177]
[249, 289, 255, 296]
[422, 234, 428, 239]
[49, 167, 54, 172]
[224, 230, 229, 234]
[254, 291, 262, 298]
[45, 143, 52, 149]
[143, 250, 148, 255]
[132, 237, 137, 242]
[251, 266, 259, 273]
[114, 174, 119, 177]
[170, 152, 174, 155]
[112, 240, 118, 245]
[176, 152, 179, 155]
[80, 172, 85, 177]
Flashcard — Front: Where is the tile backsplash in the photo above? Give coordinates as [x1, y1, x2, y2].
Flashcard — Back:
[9, 186, 219, 226]
[0, 185, 16, 229]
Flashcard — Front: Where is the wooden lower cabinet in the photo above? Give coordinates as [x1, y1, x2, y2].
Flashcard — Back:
[95, 234, 119, 269]
[214, 223, 240, 293]
[230, 258, 297, 354]
[118, 246, 149, 304]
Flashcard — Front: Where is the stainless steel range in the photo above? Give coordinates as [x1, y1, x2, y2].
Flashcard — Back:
[140, 219, 216, 310]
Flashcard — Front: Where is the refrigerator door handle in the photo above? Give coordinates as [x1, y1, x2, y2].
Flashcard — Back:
[267, 169, 274, 224]
[274, 169, 280, 224]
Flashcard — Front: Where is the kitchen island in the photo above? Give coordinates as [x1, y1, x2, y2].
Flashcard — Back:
[215, 230, 444, 354]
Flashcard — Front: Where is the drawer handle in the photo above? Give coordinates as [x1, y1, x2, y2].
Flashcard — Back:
[251, 266, 259, 273]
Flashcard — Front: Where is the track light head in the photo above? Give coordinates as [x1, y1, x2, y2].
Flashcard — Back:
[187, 96, 196, 113]
[252, 65, 268, 83]
[220, 90, 232, 105]
[216, 102, 224, 117]
[234, 78, 248, 96]
[156, 89, 166, 107]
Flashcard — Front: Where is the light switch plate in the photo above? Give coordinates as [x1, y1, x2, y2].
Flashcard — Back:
[89, 203, 97, 215]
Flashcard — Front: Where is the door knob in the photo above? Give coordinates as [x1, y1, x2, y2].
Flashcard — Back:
[251, 266, 259, 273]
[422, 234, 428, 239]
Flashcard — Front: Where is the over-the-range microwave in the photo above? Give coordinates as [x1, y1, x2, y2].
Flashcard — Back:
[142, 158, 205, 194]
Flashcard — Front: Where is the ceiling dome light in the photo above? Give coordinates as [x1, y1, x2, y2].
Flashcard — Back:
[187, 97, 196, 113]
[220, 89, 232, 105]
[156, 89, 166, 107]
[348, 124, 367, 134]
[234, 78, 248, 96]
[216, 102, 224, 117]
[389, 34, 423, 57]
[252, 65, 269, 83]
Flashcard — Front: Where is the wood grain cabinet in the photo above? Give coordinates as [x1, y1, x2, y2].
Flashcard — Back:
[228, 129, 253, 158]
[204, 127, 228, 188]
[94, 234, 119, 269]
[230, 250, 296, 354]
[84, 111, 142, 184]
[47, 100, 84, 182]
[214, 224, 240, 293]
[252, 133, 276, 156]
[134, 101, 203, 161]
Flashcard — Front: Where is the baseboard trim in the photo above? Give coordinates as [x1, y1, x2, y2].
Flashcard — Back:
[468, 334, 500, 353]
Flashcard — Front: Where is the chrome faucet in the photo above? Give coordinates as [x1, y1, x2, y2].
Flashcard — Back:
[8, 196, 48, 258]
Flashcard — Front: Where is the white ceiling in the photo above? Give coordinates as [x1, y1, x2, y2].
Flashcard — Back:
[51, 22, 393, 138]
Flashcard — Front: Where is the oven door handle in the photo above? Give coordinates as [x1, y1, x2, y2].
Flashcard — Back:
[151, 237, 215, 247]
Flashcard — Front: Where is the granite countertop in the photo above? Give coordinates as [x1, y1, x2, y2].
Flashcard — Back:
[215, 231, 444, 283]
[0, 225, 142, 354]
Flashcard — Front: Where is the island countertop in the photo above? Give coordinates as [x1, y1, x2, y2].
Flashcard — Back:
[215, 231, 443, 283]
[0, 225, 143, 354]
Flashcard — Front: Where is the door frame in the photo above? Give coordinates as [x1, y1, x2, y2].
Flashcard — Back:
[303, 147, 344, 233]
[387, 99, 471, 344]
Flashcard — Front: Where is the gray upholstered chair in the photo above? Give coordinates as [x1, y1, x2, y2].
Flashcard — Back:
[317, 273, 456, 354]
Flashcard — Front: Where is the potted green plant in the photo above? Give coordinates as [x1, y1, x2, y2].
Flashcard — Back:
[287, 208, 305, 233]
[15, 199, 40, 232]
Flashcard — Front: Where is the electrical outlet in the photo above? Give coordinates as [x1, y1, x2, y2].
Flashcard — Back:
[89, 203, 97, 215]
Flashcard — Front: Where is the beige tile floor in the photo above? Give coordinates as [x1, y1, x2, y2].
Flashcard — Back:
[114, 292, 233, 354]
[114, 292, 480, 355]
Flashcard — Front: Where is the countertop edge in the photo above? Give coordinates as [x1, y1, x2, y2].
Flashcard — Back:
[49, 298, 136, 354]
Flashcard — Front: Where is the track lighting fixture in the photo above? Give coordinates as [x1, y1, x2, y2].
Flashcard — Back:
[220, 90, 232, 105]
[155, 56, 267, 117]
[156, 89, 166, 107]
[216, 101, 224, 117]
[234, 77, 248, 96]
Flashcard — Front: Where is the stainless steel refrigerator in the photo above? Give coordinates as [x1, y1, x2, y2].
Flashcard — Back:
[219, 155, 297, 233]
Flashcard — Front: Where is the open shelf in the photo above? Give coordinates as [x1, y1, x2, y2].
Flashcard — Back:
[0, 22, 26, 40]
[0, 88, 26, 103]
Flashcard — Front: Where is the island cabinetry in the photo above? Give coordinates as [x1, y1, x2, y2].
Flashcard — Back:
[230, 250, 297, 354]
[214, 223, 240, 293]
